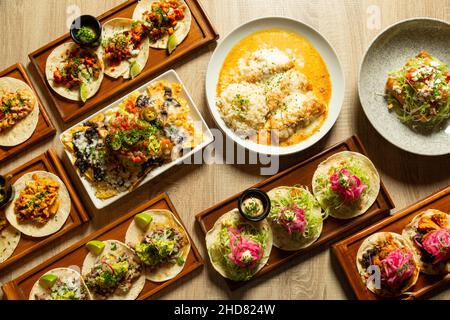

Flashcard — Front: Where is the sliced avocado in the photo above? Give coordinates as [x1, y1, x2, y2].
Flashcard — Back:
[167, 34, 178, 55]
[134, 212, 153, 230]
[80, 82, 89, 103]
[86, 240, 105, 256]
[130, 61, 142, 79]
[39, 274, 58, 289]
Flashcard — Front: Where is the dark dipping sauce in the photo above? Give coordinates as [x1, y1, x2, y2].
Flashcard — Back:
[0, 175, 14, 209]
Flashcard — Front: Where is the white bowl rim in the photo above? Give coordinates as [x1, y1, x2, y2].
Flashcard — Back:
[205, 16, 345, 156]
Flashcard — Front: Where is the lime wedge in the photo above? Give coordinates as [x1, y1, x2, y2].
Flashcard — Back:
[80, 82, 89, 103]
[167, 34, 178, 55]
[86, 240, 105, 256]
[39, 274, 58, 289]
[130, 61, 142, 79]
[134, 212, 153, 230]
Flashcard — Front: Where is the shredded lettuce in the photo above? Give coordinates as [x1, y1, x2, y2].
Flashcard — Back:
[387, 54, 450, 129]
[269, 187, 322, 242]
[315, 158, 370, 214]
[209, 217, 268, 281]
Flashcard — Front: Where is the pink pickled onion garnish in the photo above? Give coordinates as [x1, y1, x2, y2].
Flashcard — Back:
[422, 228, 450, 264]
[330, 168, 367, 203]
[228, 227, 263, 269]
[278, 204, 307, 235]
[380, 248, 415, 290]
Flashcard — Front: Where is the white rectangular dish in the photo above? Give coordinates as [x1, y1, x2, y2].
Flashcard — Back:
[60, 69, 214, 209]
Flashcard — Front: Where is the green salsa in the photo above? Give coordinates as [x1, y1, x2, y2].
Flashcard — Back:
[76, 26, 97, 44]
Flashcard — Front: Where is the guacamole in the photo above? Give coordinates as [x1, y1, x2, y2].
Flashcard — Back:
[76, 26, 97, 44]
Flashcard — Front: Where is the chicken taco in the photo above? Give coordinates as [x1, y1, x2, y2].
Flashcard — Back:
[402, 209, 450, 275]
[82, 240, 145, 300]
[0, 211, 20, 263]
[125, 209, 190, 282]
[356, 232, 420, 297]
[101, 18, 150, 79]
[5, 171, 71, 238]
[0, 77, 39, 147]
[312, 151, 380, 219]
[45, 42, 104, 102]
[206, 209, 272, 282]
[267, 186, 323, 251]
[132, 0, 191, 52]
[29, 268, 92, 300]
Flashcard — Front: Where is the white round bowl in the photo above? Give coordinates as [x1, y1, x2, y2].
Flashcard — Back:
[205, 16, 345, 156]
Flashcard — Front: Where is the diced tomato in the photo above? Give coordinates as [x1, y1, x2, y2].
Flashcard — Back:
[174, 8, 184, 20]
[446, 72, 450, 82]
[53, 69, 63, 84]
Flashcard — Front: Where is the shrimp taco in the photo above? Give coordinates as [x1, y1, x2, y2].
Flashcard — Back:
[82, 240, 145, 300]
[206, 209, 272, 282]
[101, 18, 150, 79]
[356, 232, 420, 297]
[30, 268, 92, 300]
[5, 171, 71, 238]
[312, 151, 380, 219]
[0, 77, 39, 147]
[45, 42, 104, 102]
[0, 211, 20, 263]
[402, 209, 450, 275]
[125, 210, 191, 282]
[267, 186, 323, 251]
[132, 0, 191, 52]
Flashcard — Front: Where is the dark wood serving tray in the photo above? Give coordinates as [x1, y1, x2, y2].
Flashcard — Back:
[0, 149, 89, 271]
[2, 193, 203, 300]
[195, 136, 395, 290]
[0, 63, 55, 163]
[332, 186, 450, 300]
[28, 0, 219, 124]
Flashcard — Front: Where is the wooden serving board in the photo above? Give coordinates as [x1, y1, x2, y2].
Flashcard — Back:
[2, 193, 203, 300]
[0, 63, 56, 163]
[0, 148, 89, 271]
[28, 0, 219, 124]
[332, 186, 450, 300]
[195, 136, 395, 290]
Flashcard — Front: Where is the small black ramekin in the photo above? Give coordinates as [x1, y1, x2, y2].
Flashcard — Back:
[237, 188, 271, 222]
[0, 175, 14, 209]
[70, 15, 102, 47]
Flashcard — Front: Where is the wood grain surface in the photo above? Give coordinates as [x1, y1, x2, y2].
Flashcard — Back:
[0, 0, 449, 300]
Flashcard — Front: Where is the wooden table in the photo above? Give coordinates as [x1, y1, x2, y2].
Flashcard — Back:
[0, 0, 449, 300]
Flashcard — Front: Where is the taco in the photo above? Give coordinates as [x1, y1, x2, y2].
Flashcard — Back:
[0, 211, 20, 263]
[356, 232, 420, 297]
[206, 209, 272, 282]
[29, 268, 92, 300]
[101, 18, 150, 79]
[5, 171, 71, 238]
[402, 209, 450, 275]
[0, 77, 39, 147]
[45, 42, 104, 102]
[125, 209, 190, 282]
[267, 186, 323, 251]
[82, 240, 145, 300]
[132, 0, 192, 51]
[312, 151, 380, 219]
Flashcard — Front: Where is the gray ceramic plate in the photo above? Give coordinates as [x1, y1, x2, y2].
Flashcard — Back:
[359, 18, 450, 156]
